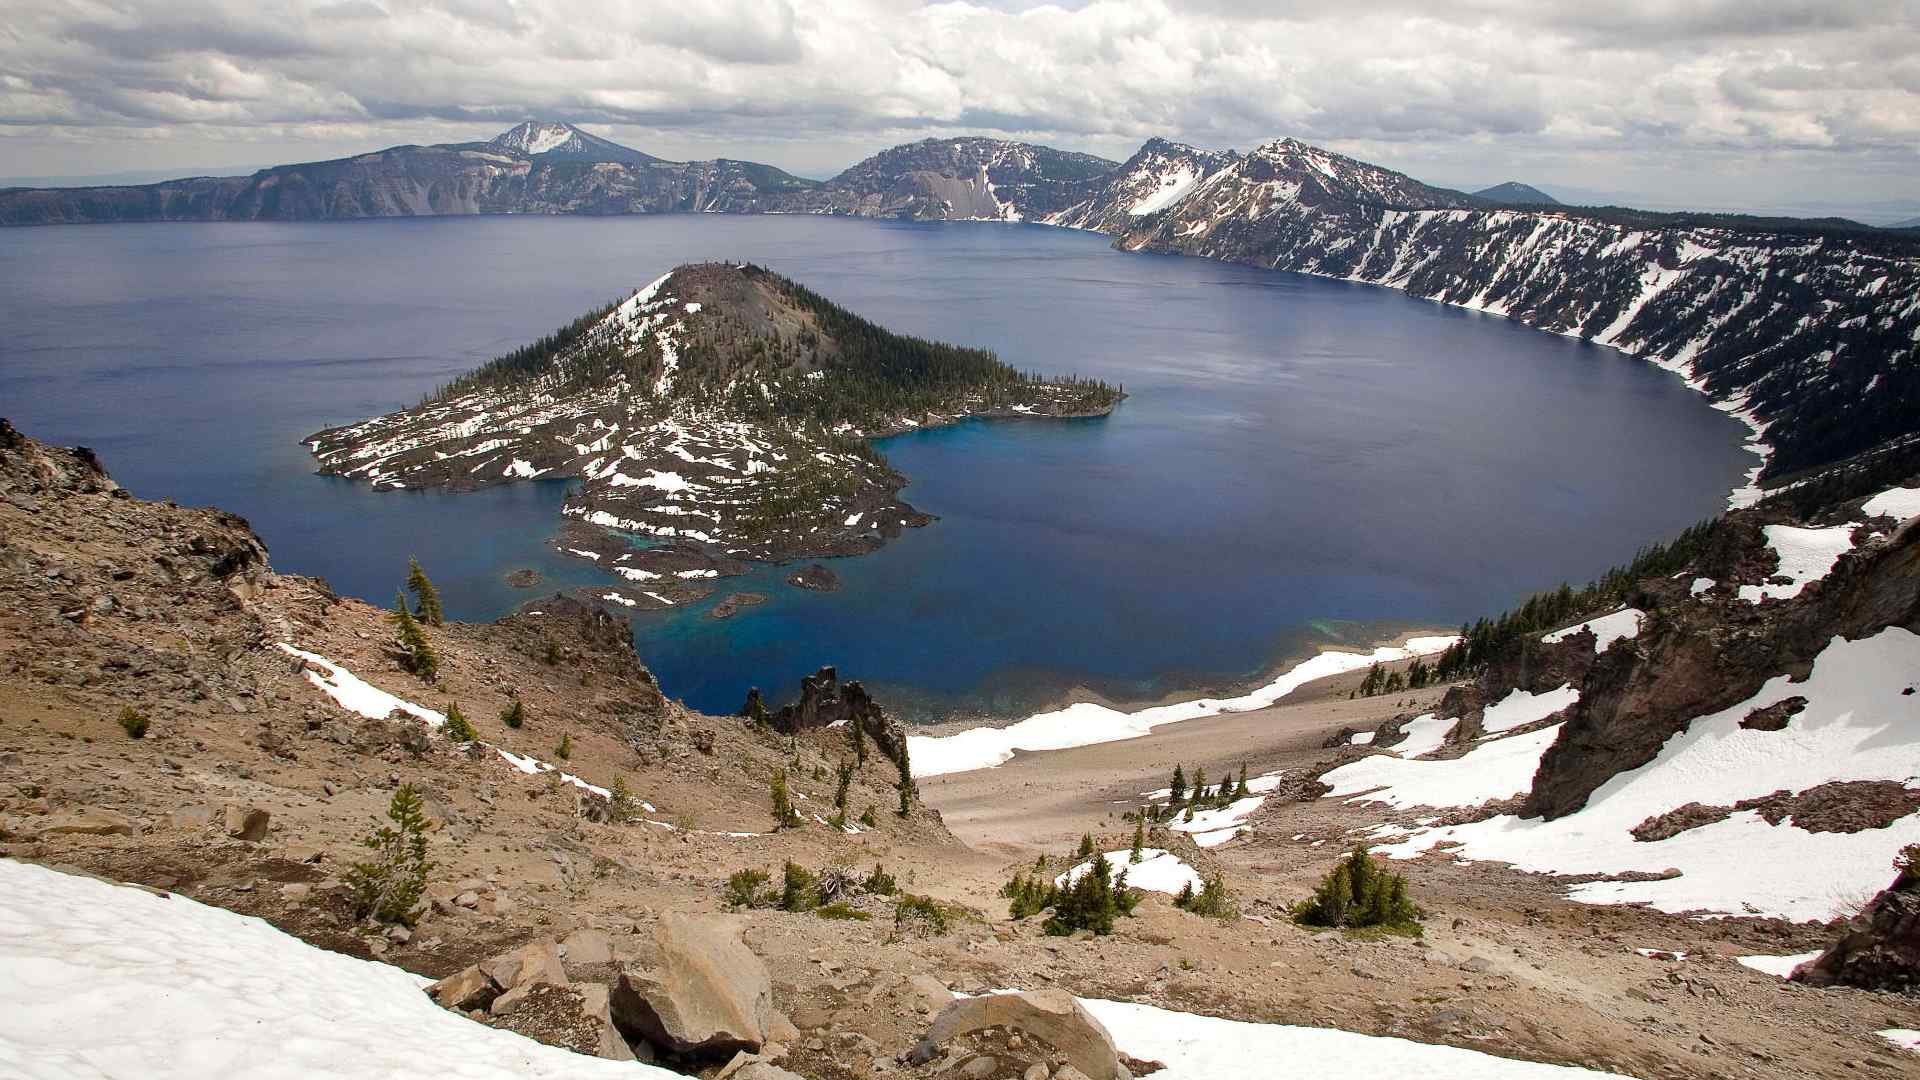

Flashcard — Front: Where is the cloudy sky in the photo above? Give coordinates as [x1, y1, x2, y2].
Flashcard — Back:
[4, 0, 1917, 219]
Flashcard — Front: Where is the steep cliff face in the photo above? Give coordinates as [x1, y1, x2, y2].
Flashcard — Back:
[800, 137, 1117, 221]
[1099, 139, 1920, 485]
[1516, 499, 1920, 821]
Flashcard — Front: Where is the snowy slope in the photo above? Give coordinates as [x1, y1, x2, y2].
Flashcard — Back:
[0, 859, 676, 1080]
[1366, 628, 1920, 920]
[1080, 998, 1632, 1079]
[909, 636, 1457, 776]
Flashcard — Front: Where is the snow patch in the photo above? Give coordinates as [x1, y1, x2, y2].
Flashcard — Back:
[276, 644, 445, 728]
[0, 860, 679, 1080]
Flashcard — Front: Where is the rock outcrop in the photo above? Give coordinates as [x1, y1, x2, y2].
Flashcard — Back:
[908, 990, 1132, 1080]
[609, 913, 774, 1060]
[1796, 861, 1920, 992]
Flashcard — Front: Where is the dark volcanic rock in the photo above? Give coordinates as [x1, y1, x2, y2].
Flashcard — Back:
[785, 564, 841, 592]
[1796, 864, 1920, 991]
[708, 592, 767, 620]
[763, 666, 910, 769]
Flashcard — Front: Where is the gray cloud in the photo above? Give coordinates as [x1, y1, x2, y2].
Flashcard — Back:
[0, 0, 1914, 216]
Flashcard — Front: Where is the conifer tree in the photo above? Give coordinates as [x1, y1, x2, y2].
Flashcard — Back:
[407, 557, 444, 626]
[1235, 763, 1249, 798]
[1130, 813, 1146, 864]
[391, 592, 438, 681]
[554, 733, 572, 761]
[608, 775, 639, 823]
[741, 688, 769, 727]
[1191, 767, 1206, 804]
[1169, 763, 1187, 807]
[1077, 832, 1095, 859]
[442, 702, 476, 743]
[831, 760, 853, 829]
[771, 767, 800, 829]
[501, 698, 524, 729]
[850, 713, 867, 766]
[346, 784, 433, 925]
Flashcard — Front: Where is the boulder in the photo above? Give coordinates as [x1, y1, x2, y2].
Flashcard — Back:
[610, 913, 772, 1059]
[427, 965, 499, 1011]
[33, 810, 134, 837]
[561, 927, 616, 969]
[1796, 871, 1920, 991]
[223, 805, 270, 841]
[908, 990, 1130, 1080]
[479, 939, 569, 996]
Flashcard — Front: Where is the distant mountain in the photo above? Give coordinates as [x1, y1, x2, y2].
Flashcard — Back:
[0, 123, 817, 225]
[1889, 216, 1920, 230]
[490, 120, 662, 165]
[803, 137, 1119, 221]
[1473, 181, 1561, 206]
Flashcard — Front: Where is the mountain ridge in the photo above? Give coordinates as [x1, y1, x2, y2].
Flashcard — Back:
[4, 122, 1914, 495]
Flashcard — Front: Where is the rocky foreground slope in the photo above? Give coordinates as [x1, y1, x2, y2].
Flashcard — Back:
[307, 263, 1120, 590]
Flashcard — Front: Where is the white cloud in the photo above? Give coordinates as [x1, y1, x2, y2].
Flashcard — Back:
[0, 0, 1915, 214]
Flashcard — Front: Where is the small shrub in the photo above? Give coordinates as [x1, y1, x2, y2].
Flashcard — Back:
[894, 893, 952, 935]
[543, 639, 562, 665]
[1003, 871, 1060, 920]
[346, 785, 433, 925]
[1292, 846, 1418, 934]
[1177, 873, 1233, 918]
[501, 699, 525, 729]
[608, 775, 640, 823]
[859, 806, 878, 828]
[117, 707, 149, 739]
[780, 860, 818, 912]
[1046, 854, 1123, 936]
[725, 868, 773, 908]
[862, 864, 898, 896]
[1076, 833, 1094, 858]
[815, 902, 871, 921]
[554, 733, 572, 761]
[770, 767, 800, 829]
[441, 702, 476, 743]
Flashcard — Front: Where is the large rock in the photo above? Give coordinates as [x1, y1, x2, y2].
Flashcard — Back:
[610, 913, 772, 1059]
[32, 810, 134, 837]
[223, 805, 270, 841]
[908, 990, 1130, 1080]
[1796, 870, 1920, 992]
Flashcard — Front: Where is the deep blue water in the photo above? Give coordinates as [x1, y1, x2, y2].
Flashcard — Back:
[0, 215, 1755, 719]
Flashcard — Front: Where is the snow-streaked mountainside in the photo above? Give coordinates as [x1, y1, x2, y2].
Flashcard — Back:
[1090, 137, 1919, 486]
[804, 136, 1118, 222]
[308, 262, 1121, 577]
[1313, 483, 1920, 922]
[490, 121, 662, 165]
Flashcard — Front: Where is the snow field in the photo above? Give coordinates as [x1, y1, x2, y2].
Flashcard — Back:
[908, 636, 1459, 777]
[0, 860, 679, 1080]
[1366, 629, 1920, 920]
[1056, 850, 1204, 896]
[1541, 609, 1644, 654]
[1738, 524, 1855, 603]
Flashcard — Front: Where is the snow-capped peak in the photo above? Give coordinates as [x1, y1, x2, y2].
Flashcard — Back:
[492, 121, 582, 156]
